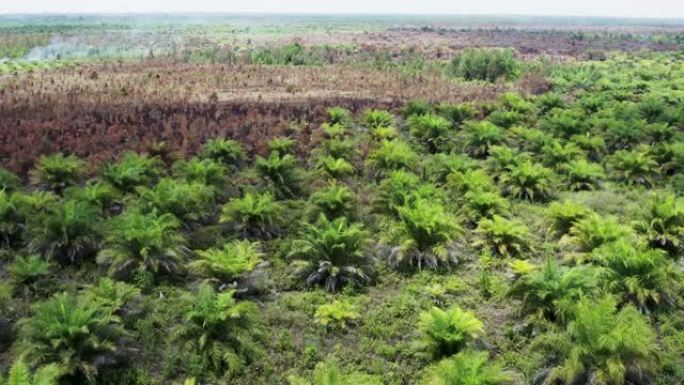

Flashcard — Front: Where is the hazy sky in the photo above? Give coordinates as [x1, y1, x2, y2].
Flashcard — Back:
[1, 0, 684, 19]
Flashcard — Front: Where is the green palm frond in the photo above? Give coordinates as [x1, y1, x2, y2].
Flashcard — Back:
[309, 182, 356, 220]
[564, 214, 632, 252]
[136, 177, 215, 221]
[464, 120, 505, 158]
[509, 258, 598, 323]
[317, 156, 355, 178]
[103, 152, 163, 192]
[189, 240, 263, 282]
[220, 191, 283, 238]
[173, 158, 228, 188]
[30, 153, 84, 193]
[419, 306, 484, 357]
[366, 139, 418, 177]
[201, 138, 245, 167]
[16, 292, 125, 381]
[474, 215, 530, 258]
[548, 297, 657, 385]
[385, 199, 462, 270]
[590, 239, 681, 311]
[27, 199, 100, 264]
[173, 284, 261, 375]
[499, 160, 555, 201]
[406, 113, 452, 153]
[608, 148, 658, 187]
[255, 152, 304, 198]
[422, 350, 511, 385]
[288, 215, 372, 291]
[97, 210, 187, 278]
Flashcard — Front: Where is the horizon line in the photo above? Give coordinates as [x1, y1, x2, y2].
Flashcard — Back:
[1, 11, 684, 21]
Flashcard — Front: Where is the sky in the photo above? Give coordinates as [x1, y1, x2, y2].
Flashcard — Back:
[1, 0, 684, 19]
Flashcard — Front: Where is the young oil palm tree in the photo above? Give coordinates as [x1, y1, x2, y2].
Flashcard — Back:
[403, 99, 431, 118]
[288, 215, 373, 292]
[82, 277, 141, 318]
[288, 360, 382, 385]
[407, 113, 453, 153]
[0, 190, 26, 247]
[188, 240, 263, 283]
[561, 159, 605, 191]
[97, 210, 188, 279]
[536, 92, 566, 114]
[564, 214, 633, 252]
[173, 157, 228, 189]
[598, 116, 646, 152]
[447, 169, 497, 195]
[570, 133, 606, 162]
[545, 297, 657, 385]
[660, 140, 684, 175]
[255, 152, 304, 198]
[547, 200, 593, 237]
[637, 192, 684, 255]
[509, 258, 598, 323]
[486, 109, 523, 129]
[369, 125, 399, 141]
[136, 177, 215, 222]
[27, 199, 100, 264]
[422, 153, 475, 185]
[421, 350, 511, 385]
[384, 199, 462, 270]
[30, 153, 85, 194]
[172, 284, 262, 376]
[201, 138, 245, 168]
[540, 140, 584, 168]
[317, 156, 355, 179]
[220, 192, 283, 239]
[486, 145, 531, 178]
[419, 306, 484, 357]
[590, 240, 681, 312]
[510, 126, 554, 154]
[539, 107, 586, 138]
[308, 182, 356, 220]
[326, 106, 352, 126]
[499, 161, 555, 201]
[16, 292, 127, 382]
[322, 138, 355, 160]
[464, 121, 506, 158]
[0, 167, 19, 192]
[374, 170, 443, 217]
[362, 109, 394, 129]
[474, 215, 530, 258]
[366, 139, 418, 178]
[1, 191, 60, 249]
[321, 123, 347, 140]
[608, 148, 658, 187]
[436, 102, 478, 127]
[9, 255, 51, 285]
[461, 190, 510, 224]
[64, 181, 120, 214]
[103, 152, 163, 193]
[267, 137, 296, 157]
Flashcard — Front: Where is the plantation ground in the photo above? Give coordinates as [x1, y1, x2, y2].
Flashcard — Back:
[1, 13, 684, 385]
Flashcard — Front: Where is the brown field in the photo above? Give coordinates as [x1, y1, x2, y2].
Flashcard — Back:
[0, 61, 508, 174]
[270, 28, 684, 57]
